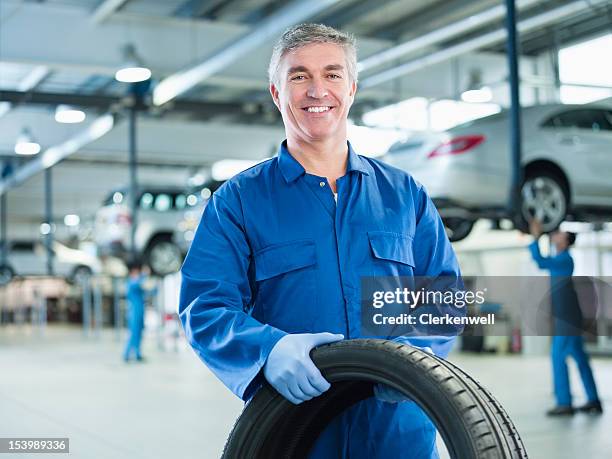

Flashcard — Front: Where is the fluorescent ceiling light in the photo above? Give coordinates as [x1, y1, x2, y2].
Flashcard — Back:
[115, 44, 151, 83]
[55, 105, 86, 124]
[212, 159, 262, 181]
[362, 97, 429, 131]
[64, 214, 80, 226]
[15, 128, 41, 156]
[461, 86, 493, 103]
[40, 223, 52, 235]
[115, 67, 151, 83]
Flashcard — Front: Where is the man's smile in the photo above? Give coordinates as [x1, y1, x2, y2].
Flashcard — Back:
[302, 106, 334, 114]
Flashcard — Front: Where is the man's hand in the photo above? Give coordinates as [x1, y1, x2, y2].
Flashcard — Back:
[529, 218, 543, 238]
[374, 344, 433, 403]
[263, 332, 344, 404]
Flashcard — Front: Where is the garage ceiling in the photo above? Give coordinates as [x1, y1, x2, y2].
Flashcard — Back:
[1, 0, 611, 237]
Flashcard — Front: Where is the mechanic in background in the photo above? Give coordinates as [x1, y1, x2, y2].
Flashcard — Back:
[528, 219, 602, 416]
[123, 260, 155, 363]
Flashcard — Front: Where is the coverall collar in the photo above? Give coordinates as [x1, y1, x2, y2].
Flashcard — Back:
[278, 139, 372, 184]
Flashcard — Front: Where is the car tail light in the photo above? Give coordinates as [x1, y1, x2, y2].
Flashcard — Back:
[427, 135, 485, 158]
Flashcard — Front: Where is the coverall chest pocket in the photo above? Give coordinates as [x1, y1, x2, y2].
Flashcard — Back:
[367, 231, 416, 276]
[253, 239, 318, 332]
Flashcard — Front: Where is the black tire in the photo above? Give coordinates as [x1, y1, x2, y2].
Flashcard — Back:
[222, 339, 527, 459]
[517, 169, 568, 233]
[0, 264, 14, 285]
[69, 265, 93, 285]
[144, 235, 183, 276]
[443, 217, 475, 242]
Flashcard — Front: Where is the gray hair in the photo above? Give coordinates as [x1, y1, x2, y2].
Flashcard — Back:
[268, 23, 358, 86]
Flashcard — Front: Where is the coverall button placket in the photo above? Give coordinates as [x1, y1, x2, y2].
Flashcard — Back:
[334, 173, 352, 338]
[304, 175, 335, 217]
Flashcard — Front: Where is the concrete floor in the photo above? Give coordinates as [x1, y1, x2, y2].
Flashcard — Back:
[0, 325, 610, 459]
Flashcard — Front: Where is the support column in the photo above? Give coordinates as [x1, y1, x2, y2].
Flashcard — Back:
[505, 0, 523, 223]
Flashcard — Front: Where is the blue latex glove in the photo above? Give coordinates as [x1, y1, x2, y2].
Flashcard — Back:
[263, 332, 344, 404]
[374, 343, 433, 403]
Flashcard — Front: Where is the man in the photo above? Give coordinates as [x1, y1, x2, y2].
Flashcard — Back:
[528, 220, 602, 416]
[179, 24, 462, 458]
[123, 260, 153, 362]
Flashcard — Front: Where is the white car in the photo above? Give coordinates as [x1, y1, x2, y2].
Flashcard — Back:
[94, 186, 203, 275]
[383, 103, 612, 241]
[0, 240, 101, 285]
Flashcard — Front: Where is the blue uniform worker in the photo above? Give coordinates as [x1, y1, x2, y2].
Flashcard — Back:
[123, 263, 153, 362]
[528, 226, 602, 416]
[179, 141, 462, 458]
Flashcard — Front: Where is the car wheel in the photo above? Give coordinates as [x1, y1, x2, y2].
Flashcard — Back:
[0, 264, 14, 285]
[519, 171, 568, 233]
[222, 339, 527, 459]
[443, 217, 475, 242]
[144, 236, 183, 276]
[70, 265, 93, 285]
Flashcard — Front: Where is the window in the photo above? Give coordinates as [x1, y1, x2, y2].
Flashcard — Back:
[140, 193, 154, 209]
[175, 194, 187, 209]
[10, 241, 35, 252]
[543, 109, 612, 132]
[154, 194, 172, 212]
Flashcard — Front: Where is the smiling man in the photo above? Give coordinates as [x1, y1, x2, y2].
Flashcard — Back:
[179, 24, 462, 458]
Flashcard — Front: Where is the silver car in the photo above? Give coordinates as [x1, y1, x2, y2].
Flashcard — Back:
[95, 186, 203, 275]
[0, 240, 101, 285]
[383, 104, 612, 241]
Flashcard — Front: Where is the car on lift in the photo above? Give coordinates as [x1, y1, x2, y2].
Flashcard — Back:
[94, 186, 203, 276]
[173, 179, 225, 254]
[383, 103, 612, 241]
[0, 240, 101, 285]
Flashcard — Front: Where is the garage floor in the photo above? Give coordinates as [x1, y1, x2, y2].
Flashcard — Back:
[1, 325, 610, 459]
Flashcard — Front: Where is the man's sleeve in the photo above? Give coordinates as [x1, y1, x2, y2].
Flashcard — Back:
[179, 190, 287, 401]
[528, 240, 566, 271]
[408, 181, 464, 358]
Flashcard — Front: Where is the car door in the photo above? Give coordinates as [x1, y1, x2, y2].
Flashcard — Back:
[541, 108, 612, 207]
[565, 109, 612, 206]
[9, 241, 45, 276]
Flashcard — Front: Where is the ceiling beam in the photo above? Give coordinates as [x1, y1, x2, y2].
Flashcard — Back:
[2, 3, 392, 95]
[240, 0, 291, 24]
[369, 0, 485, 40]
[358, 0, 541, 73]
[0, 89, 282, 124]
[90, 0, 130, 24]
[0, 114, 115, 196]
[173, 0, 228, 19]
[152, 0, 342, 106]
[361, 0, 609, 88]
[0, 66, 50, 119]
[320, 0, 394, 29]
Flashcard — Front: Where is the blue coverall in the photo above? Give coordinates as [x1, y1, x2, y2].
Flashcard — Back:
[528, 241, 599, 407]
[179, 141, 463, 458]
[123, 275, 147, 361]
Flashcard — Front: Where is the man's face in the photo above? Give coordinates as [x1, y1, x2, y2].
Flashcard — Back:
[270, 42, 357, 144]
